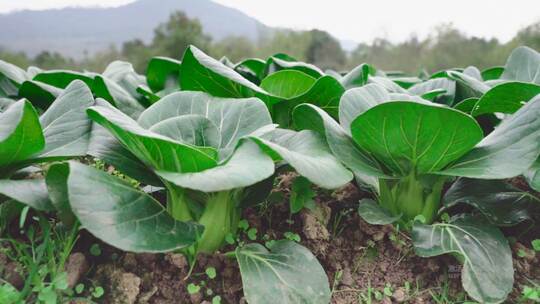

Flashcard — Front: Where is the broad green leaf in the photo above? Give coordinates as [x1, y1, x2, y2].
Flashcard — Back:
[136, 85, 161, 104]
[443, 178, 539, 226]
[138, 91, 272, 158]
[339, 83, 389, 132]
[340, 63, 374, 89]
[441, 95, 540, 178]
[368, 76, 408, 93]
[447, 71, 490, 102]
[88, 120, 162, 186]
[0, 178, 53, 211]
[260, 70, 316, 99]
[235, 58, 266, 81]
[265, 56, 323, 79]
[420, 89, 447, 101]
[463, 66, 483, 81]
[293, 104, 385, 181]
[453, 98, 479, 114]
[0, 60, 26, 84]
[102, 61, 148, 107]
[412, 216, 513, 304]
[46, 163, 76, 225]
[351, 102, 483, 175]
[155, 141, 274, 192]
[92, 76, 145, 119]
[146, 56, 181, 92]
[0, 60, 27, 96]
[391, 76, 422, 89]
[250, 128, 353, 189]
[36, 80, 95, 159]
[103, 61, 145, 91]
[0, 100, 44, 169]
[409, 78, 455, 106]
[150, 115, 221, 149]
[358, 198, 401, 225]
[289, 176, 315, 213]
[87, 101, 218, 173]
[65, 162, 203, 252]
[471, 82, 540, 116]
[236, 240, 331, 304]
[179, 45, 276, 104]
[481, 67, 504, 81]
[18, 80, 62, 109]
[325, 69, 342, 81]
[501, 46, 540, 84]
[271, 75, 344, 127]
[33, 70, 94, 89]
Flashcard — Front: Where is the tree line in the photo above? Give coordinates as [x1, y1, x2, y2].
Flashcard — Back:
[1, 11, 539, 74]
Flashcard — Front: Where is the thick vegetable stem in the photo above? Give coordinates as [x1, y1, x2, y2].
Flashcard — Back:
[165, 182, 242, 254]
[379, 174, 446, 225]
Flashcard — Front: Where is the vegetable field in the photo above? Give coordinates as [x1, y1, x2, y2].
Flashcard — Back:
[0, 45, 539, 304]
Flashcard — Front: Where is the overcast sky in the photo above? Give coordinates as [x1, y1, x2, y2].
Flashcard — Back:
[1, 0, 539, 43]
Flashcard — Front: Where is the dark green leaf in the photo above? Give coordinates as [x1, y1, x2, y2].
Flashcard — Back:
[147, 56, 182, 92]
[412, 216, 513, 304]
[481, 67, 504, 81]
[358, 198, 401, 225]
[340, 63, 374, 89]
[35, 80, 95, 159]
[339, 83, 389, 132]
[65, 162, 203, 252]
[271, 75, 344, 127]
[46, 163, 76, 225]
[351, 102, 483, 175]
[179, 45, 276, 104]
[442, 95, 540, 178]
[444, 178, 539, 226]
[18, 80, 62, 109]
[33, 70, 94, 89]
[265, 56, 323, 79]
[0, 100, 44, 169]
[501, 46, 540, 84]
[92, 76, 145, 119]
[87, 101, 218, 173]
[0, 178, 53, 211]
[236, 240, 331, 304]
[293, 104, 385, 184]
[453, 98, 479, 114]
[471, 82, 540, 116]
[260, 70, 316, 99]
[155, 141, 274, 192]
[250, 128, 353, 189]
[409, 78, 455, 105]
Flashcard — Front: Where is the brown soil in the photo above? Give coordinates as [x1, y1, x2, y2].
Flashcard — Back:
[4, 174, 539, 304]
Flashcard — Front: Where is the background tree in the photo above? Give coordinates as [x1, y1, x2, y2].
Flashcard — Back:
[152, 11, 212, 60]
[305, 29, 346, 70]
[211, 36, 256, 63]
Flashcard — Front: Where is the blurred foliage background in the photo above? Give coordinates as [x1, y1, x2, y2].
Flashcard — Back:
[2, 11, 539, 74]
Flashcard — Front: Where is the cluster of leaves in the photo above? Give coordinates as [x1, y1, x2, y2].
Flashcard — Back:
[1, 44, 540, 304]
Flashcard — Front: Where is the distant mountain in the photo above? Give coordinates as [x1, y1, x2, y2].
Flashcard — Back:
[0, 0, 272, 58]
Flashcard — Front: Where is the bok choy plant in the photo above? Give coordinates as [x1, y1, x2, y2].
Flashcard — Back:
[293, 82, 540, 303]
[0, 81, 95, 225]
[49, 91, 351, 303]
